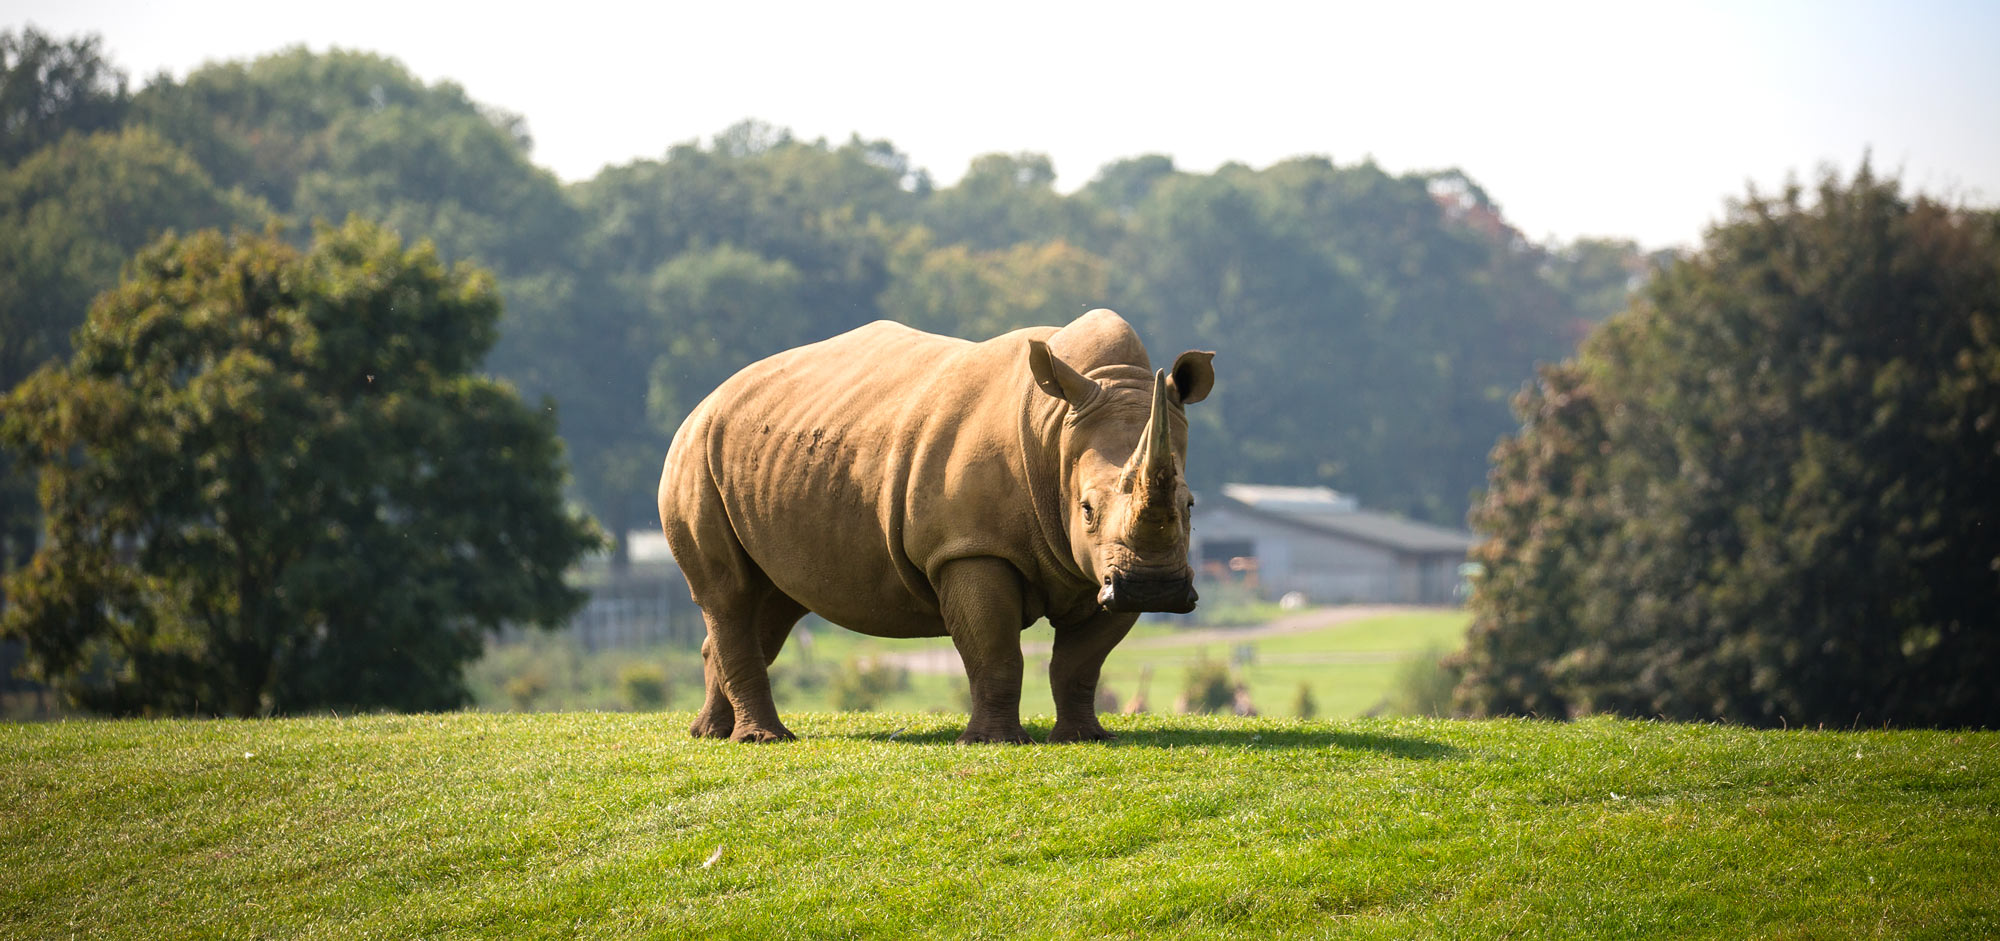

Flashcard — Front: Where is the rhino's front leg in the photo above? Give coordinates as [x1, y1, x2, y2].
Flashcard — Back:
[939, 557, 1032, 744]
[1048, 610, 1139, 742]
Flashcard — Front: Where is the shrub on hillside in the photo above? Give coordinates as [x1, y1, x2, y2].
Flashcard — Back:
[830, 658, 909, 712]
[1179, 656, 1235, 714]
[1386, 645, 1461, 717]
[618, 664, 670, 710]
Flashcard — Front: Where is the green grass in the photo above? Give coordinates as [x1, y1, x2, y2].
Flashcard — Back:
[4, 712, 1994, 938]
[466, 609, 1473, 721]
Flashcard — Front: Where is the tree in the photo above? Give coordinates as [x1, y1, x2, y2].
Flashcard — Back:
[920, 152, 1105, 251]
[642, 244, 815, 437]
[562, 126, 915, 554]
[0, 127, 266, 570]
[1458, 168, 2000, 727]
[879, 228, 1109, 339]
[1, 219, 600, 716]
[1, 27, 129, 167]
[0, 127, 264, 394]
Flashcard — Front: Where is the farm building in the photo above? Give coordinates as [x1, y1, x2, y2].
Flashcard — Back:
[1192, 484, 1474, 605]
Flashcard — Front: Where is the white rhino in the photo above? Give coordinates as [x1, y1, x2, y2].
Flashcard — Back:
[659, 309, 1214, 743]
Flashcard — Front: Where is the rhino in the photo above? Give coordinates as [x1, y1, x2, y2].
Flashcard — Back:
[658, 309, 1214, 743]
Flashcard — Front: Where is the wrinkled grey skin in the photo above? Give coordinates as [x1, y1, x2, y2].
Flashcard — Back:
[659, 309, 1214, 743]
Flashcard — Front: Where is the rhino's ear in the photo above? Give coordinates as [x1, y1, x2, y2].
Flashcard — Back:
[1168, 350, 1215, 405]
[1028, 338, 1098, 407]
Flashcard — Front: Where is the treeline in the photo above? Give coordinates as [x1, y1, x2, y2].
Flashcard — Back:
[2, 28, 1650, 565]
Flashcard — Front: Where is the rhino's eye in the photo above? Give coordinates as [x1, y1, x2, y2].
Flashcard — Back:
[1080, 500, 1095, 524]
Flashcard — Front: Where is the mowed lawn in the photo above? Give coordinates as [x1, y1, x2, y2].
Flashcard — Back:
[748, 607, 1470, 718]
[4, 712, 1995, 938]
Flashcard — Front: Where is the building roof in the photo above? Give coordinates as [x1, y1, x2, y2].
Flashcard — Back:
[1220, 483, 1359, 513]
[1205, 484, 1474, 556]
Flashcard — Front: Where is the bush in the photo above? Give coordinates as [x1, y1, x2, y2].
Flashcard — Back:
[618, 663, 670, 711]
[504, 669, 550, 712]
[1178, 656, 1235, 714]
[830, 658, 909, 712]
[1292, 682, 1318, 719]
[1385, 645, 1461, 717]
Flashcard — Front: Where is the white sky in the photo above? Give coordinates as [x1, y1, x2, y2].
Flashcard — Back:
[8, 0, 1998, 248]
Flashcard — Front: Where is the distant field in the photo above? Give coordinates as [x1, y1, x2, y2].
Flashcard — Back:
[470, 607, 1471, 719]
[5, 713, 1993, 938]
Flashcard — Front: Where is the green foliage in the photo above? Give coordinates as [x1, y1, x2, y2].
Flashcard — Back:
[559, 124, 916, 543]
[503, 668, 551, 712]
[1459, 168, 2000, 727]
[5, 714, 1996, 938]
[879, 228, 1108, 338]
[828, 657, 910, 712]
[1097, 158, 1581, 521]
[919, 152, 1102, 250]
[0, 27, 129, 167]
[1384, 644, 1462, 717]
[1179, 655, 1236, 714]
[616, 663, 670, 711]
[0, 220, 600, 716]
[0, 127, 265, 391]
[1291, 681, 1318, 718]
[0, 127, 267, 565]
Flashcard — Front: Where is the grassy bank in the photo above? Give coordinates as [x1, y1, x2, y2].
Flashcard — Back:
[4, 712, 1995, 938]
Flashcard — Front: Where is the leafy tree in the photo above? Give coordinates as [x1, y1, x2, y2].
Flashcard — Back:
[1458, 168, 2000, 727]
[1541, 237, 1648, 327]
[0, 127, 264, 393]
[1, 27, 129, 167]
[136, 47, 625, 557]
[565, 126, 916, 553]
[879, 228, 1109, 339]
[1112, 165, 1378, 497]
[0, 127, 265, 569]
[920, 152, 1105, 251]
[0, 220, 599, 716]
[1077, 154, 1179, 218]
[642, 244, 814, 436]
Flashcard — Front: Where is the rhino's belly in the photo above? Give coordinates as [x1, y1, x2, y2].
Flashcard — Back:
[735, 519, 946, 638]
[717, 421, 947, 639]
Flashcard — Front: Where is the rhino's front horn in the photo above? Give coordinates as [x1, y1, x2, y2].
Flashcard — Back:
[1123, 369, 1176, 495]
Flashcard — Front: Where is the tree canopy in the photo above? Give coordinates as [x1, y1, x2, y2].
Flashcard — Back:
[1, 220, 599, 716]
[1, 27, 129, 167]
[1456, 168, 2000, 727]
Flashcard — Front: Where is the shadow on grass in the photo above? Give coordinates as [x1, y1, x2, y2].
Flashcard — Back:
[839, 723, 1459, 759]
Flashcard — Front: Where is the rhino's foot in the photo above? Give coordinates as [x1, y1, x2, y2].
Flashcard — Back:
[689, 712, 735, 739]
[957, 723, 1033, 745]
[1049, 721, 1117, 743]
[729, 723, 796, 743]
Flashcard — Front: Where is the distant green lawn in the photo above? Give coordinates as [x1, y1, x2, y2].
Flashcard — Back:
[470, 608, 1471, 720]
[4, 713, 1994, 938]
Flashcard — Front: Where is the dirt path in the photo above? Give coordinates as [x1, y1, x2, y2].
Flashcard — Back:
[874, 604, 1444, 675]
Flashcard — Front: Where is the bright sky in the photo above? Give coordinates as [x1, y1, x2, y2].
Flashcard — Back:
[9, 0, 1999, 248]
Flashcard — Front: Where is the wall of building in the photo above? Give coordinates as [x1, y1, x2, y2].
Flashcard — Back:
[1194, 505, 1407, 603]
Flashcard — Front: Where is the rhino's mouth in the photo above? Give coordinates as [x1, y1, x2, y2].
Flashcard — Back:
[1098, 571, 1199, 614]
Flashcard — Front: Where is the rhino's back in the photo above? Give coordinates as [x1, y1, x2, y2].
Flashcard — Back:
[663, 321, 1056, 635]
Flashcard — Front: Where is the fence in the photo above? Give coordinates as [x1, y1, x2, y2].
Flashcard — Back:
[496, 564, 707, 652]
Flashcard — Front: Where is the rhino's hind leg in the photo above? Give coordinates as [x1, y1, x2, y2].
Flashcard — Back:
[689, 635, 736, 739]
[691, 590, 805, 743]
